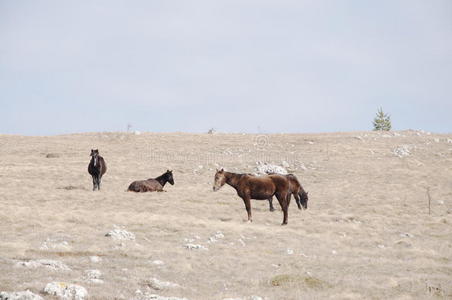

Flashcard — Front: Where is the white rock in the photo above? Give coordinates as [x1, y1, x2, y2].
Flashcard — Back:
[286, 249, 294, 255]
[15, 259, 71, 271]
[134, 293, 188, 300]
[89, 256, 101, 263]
[255, 162, 288, 175]
[43, 282, 88, 300]
[184, 244, 208, 251]
[151, 260, 164, 265]
[0, 291, 44, 300]
[105, 226, 135, 240]
[148, 278, 180, 290]
[208, 231, 225, 243]
[393, 145, 411, 157]
[40, 238, 70, 251]
[83, 270, 104, 284]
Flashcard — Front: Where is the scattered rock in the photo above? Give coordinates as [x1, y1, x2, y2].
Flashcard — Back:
[399, 233, 414, 238]
[40, 238, 71, 251]
[393, 145, 411, 158]
[147, 278, 181, 290]
[105, 226, 135, 240]
[43, 282, 88, 300]
[207, 231, 224, 243]
[83, 270, 104, 284]
[133, 291, 188, 300]
[237, 239, 246, 247]
[151, 260, 164, 266]
[0, 291, 44, 300]
[89, 256, 102, 263]
[286, 249, 294, 255]
[15, 259, 71, 271]
[46, 153, 60, 158]
[255, 162, 288, 175]
[184, 244, 208, 251]
[58, 185, 87, 191]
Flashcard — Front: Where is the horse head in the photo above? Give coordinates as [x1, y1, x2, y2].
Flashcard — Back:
[300, 191, 309, 209]
[213, 168, 226, 191]
[166, 170, 174, 185]
[90, 149, 99, 167]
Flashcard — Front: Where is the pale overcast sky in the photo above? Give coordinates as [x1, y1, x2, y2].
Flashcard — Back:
[1, 1, 451, 135]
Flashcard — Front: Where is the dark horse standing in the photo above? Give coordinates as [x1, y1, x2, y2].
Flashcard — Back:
[128, 170, 174, 192]
[213, 169, 291, 225]
[88, 149, 107, 191]
[268, 174, 308, 212]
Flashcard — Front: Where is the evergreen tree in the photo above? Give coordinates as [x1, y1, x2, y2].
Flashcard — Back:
[373, 108, 391, 131]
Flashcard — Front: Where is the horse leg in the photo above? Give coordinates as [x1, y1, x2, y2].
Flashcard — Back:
[268, 196, 275, 212]
[97, 175, 102, 190]
[294, 192, 302, 210]
[242, 196, 252, 222]
[92, 176, 97, 191]
[276, 192, 289, 225]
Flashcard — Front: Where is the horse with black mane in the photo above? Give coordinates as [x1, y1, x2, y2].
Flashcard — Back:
[213, 169, 291, 225]
[88, 149, 107, 191]
[268, 174, 308, 211]
[128, 170, 174, 192]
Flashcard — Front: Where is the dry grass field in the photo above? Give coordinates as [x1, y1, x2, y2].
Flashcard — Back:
[0, 131, 451, 299]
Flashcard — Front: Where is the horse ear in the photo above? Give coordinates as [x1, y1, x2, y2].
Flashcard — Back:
[220, 168, 224, 173]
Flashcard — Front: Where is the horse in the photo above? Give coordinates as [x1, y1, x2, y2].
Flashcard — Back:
[87, 149, 107, 191]
[267, 174, 308, 211]
[127, 170, 174, 192]
[213, 169, 291, 225]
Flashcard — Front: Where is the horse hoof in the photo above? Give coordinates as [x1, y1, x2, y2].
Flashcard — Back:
[281, 222, 288, 226]
[270, 209, 275, 212]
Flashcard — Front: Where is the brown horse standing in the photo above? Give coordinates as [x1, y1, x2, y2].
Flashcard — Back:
[88, 149, 107, 191]
[213, 169, 291, 225]
[268, 174, 308, 211]
[128, 170, 174, 192]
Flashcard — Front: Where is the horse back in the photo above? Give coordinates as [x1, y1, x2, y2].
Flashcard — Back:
[268, 174, 290, 192]
[242, 175, 277, 199]
[128, 179, 163, 192]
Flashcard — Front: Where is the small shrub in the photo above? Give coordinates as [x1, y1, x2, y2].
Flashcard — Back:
[373, 107, 391, 131]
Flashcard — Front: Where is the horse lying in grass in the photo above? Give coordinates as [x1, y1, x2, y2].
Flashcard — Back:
[128, 170, 174, 192]
[213, 169, 291, 225]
